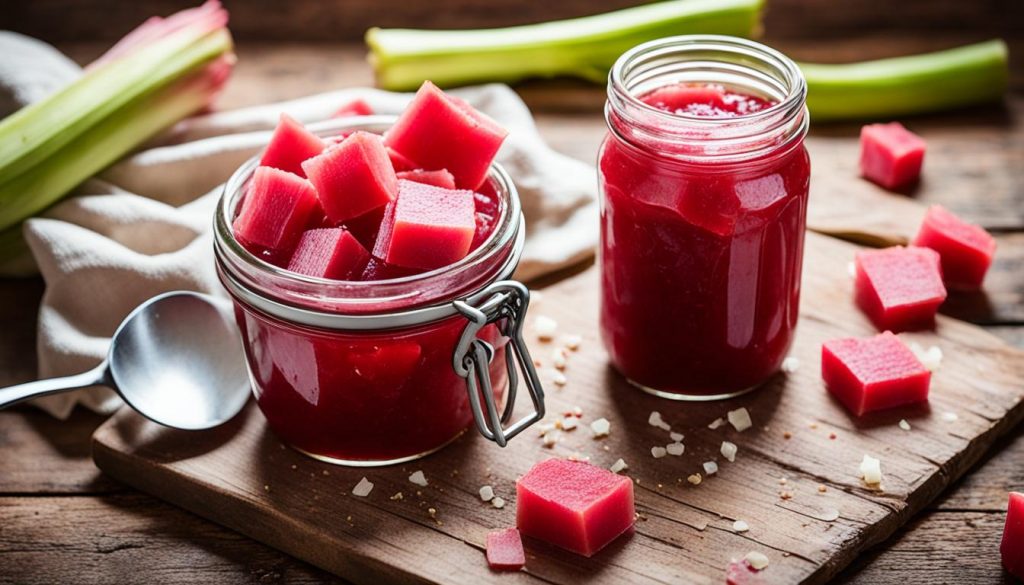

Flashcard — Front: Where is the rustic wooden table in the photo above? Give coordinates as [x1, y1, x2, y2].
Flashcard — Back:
[1, 3, 1023, 581]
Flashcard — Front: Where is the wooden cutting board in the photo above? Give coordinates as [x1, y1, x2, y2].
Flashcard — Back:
[92, 227, 1024, 584]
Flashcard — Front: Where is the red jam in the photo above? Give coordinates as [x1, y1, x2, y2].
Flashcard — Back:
[599, 82, 810, 396]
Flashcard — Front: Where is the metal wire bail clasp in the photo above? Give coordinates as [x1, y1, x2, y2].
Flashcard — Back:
[452, 281, 545, 447]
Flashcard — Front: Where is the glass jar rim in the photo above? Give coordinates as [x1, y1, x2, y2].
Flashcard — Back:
[213, 115, 524, 327]
[606, 35, 809, 164]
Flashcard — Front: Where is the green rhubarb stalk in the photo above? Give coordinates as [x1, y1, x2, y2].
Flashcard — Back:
[803, 40, 1009, 122]
[0, 63, 225, 272]
[366, 0, 764, 91]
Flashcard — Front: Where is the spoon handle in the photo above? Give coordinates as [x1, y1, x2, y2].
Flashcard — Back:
[0, 362, 109, 409]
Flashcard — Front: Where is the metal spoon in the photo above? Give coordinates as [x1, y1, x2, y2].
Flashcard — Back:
[0, 291, 250, 430]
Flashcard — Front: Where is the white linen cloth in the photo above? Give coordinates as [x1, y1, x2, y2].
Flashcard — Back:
[2, 33, 598, 419]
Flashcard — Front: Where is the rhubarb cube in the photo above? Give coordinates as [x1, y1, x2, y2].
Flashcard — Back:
[516, 458, 635, 557]
[913, 205, 997, 290]
[860, 122, 926, 190]
[372, 180, 476, 271]
[855, 246, 947, 332]
[332, 98, 374, 118]
[726, 559, 766, 585]
[233, 166, 319, 254]
[821, 332, 931, 416]
[397, 169, 456, 190]
[302, 131, 399, 223]
[260, 114, 326, 178]
[486, 528, 526, 571]
[386, 146, 417, 172]
[384, 81, 508, 190]
[1003, 492, 1024, 580]
[286, 228, 370, 280]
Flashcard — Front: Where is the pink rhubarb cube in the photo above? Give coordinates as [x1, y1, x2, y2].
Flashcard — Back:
[384, 81, 508, 190]
[286, 228, 370, 280]
[386, 146, 417, 172]
[1004, 492, 1024, 580]
[332, 98, 374, 118]
[233, 166, 319, 254]
[913, 205, 997, 290]
[259, 114, 326, 178]
[372, 180, 476, 271]
[396, 168, 456, 190]
[860, 122, 926, 190]
[516, 458, 635, 557]
[302, 131, 398, 223]
[486, 528, 525, 571]
[855, 246, 947, 332]
[821, 331, 931, 416]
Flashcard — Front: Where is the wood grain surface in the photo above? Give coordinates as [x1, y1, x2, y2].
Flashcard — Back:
[2, 7, 1024, 582]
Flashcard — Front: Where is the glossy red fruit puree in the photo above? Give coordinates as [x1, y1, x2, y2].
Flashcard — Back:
[599, 83, 809, 396]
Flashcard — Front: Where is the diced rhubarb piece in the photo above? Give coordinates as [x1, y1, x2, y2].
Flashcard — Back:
[860, 122, 926, 190]
[332, 98, 374, 118]
[516, 458, 635, 557]
[913, 205, 997, 290]
[260, 114, 327, 178]
[387, 146, 417, 172]
[726, 559, 766, 585]
[1003, 492, 1024, 580]
[486, 528, 526, 571]
[821, 331, 931, 416]
[372, 180, 476, 271]
[384, 81, 508, 190]
[855, 246, 947, 332]
[286, 228, 370, 280]
[302, 131, 398, 223]
[233, 166, 319, 254]
[344, 206, 387, 252]
[397, 169, 456, 190]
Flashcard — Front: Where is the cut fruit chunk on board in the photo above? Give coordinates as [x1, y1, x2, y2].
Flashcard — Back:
[860, 122, 926, 190]
[384, 81, 507, 190]
[854, 246, 947, 332]
[302, 131, 398, 223]
[486, 528, 526, 571]
[372, 180, 476, 271]
[260, 114, 327, 178]
[913, 205, 997, 290]
[396, 169, 456, 190]
[821, 331, 931, 417]
[286, 228, 370, 280]
[1003, 492, 1024, 580]
[516, 458, 635, 557]
[233, 166, 319, 254]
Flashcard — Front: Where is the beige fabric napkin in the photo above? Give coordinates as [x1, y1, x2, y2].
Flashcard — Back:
[18, 83, 598, 420]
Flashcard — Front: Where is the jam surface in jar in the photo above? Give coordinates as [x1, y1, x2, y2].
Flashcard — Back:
[599, 82, 810, 397]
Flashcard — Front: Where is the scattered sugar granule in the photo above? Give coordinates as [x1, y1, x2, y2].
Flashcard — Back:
[733, 520, 750, 533]
[909, 342, 944, 372]
[542, 430, 559, 447]
[491, 497, 506, 509]
[553, 372, 567, 386]
[552, 348, 567, 370]
[533, 315, 557, 340]
[610, 458, 628, 473]
[572, 406, 583, 417]
[390, 492, 404, 501]
[479, 485, 495, 502]
[721, 441, 738, 463]
[728, 407, 753, 432]
[648, 411, 671, 431]
[860, 454, 883, 485]
[820, 509, 841, 522]
[352, 477, 374, 497]
[561, 417, 578, 431]
[408, 470, 428, 487]
[536, 422, 555, 436]
[898, 419, 912, 431]
[651, 446, 668, 459]
[781, 356, 801, 373]
[708, 417, 726, 430]
[687, 473, 702, 486]
[564, 334, 582, 351]
[745, 551, 770, 570]
[590, 418, 611, 438]
[666, 443, 685, 456]
[670, 432, 684, 442]
[941, 411, 959, 422]
[703, 461, 719, 476]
